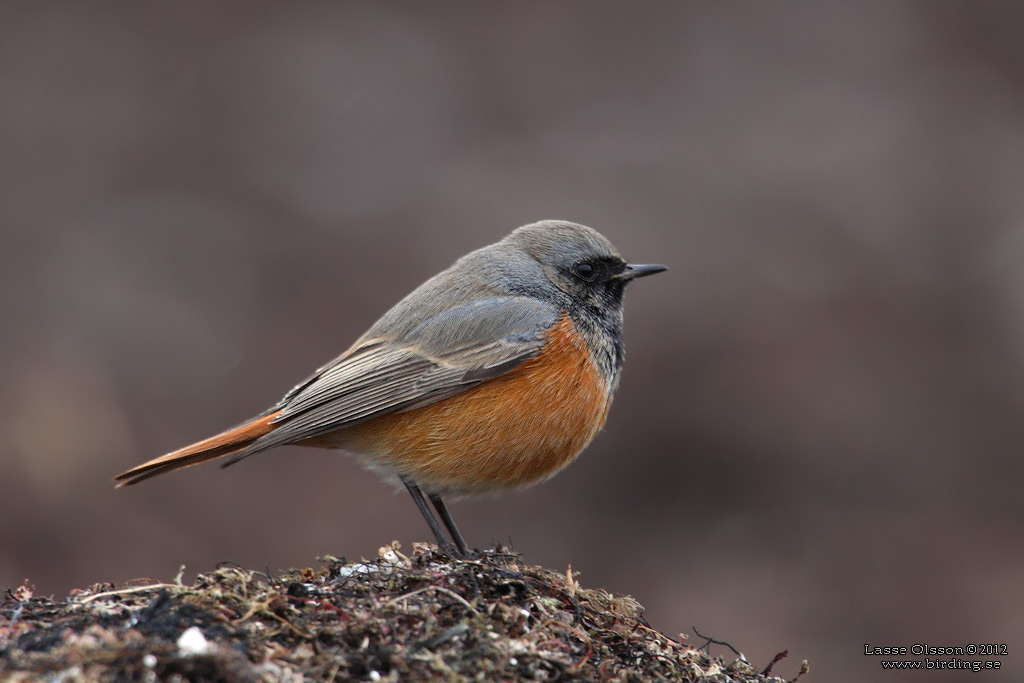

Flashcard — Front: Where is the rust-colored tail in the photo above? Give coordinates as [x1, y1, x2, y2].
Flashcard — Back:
[113, 411, 282, 487]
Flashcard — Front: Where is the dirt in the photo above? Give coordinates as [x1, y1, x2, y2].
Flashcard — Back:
[0, 543, 807, 682]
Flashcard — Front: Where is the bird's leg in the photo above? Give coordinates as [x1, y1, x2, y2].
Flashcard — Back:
[402, 477, 457, 555]
[428, 494, 469, 556]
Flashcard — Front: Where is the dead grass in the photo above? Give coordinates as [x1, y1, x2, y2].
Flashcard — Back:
[1, 543, 806, 682]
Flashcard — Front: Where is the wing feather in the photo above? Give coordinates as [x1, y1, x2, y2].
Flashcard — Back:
[222, 297, 559, 464]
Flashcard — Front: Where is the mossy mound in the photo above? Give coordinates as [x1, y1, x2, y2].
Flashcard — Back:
[1, 543, 805, 682]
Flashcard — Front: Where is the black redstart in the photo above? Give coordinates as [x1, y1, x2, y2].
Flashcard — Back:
[115, 220, 666, 555]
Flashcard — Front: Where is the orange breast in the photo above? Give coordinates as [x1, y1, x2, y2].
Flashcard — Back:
[335, 315, 612, 495]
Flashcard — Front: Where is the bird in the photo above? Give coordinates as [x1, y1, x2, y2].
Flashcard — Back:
[114, 220, 666, 556]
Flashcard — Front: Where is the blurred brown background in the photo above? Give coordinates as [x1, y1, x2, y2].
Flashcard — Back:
[3, 2, 1023, 681]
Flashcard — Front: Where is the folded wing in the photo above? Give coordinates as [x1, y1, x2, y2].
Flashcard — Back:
[222, 296, 560, 463]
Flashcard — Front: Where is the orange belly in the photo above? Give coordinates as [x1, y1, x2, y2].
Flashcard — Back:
[317, 316, 612, 495]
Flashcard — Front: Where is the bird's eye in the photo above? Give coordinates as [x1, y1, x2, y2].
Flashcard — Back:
[573, 262, 597, 282]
